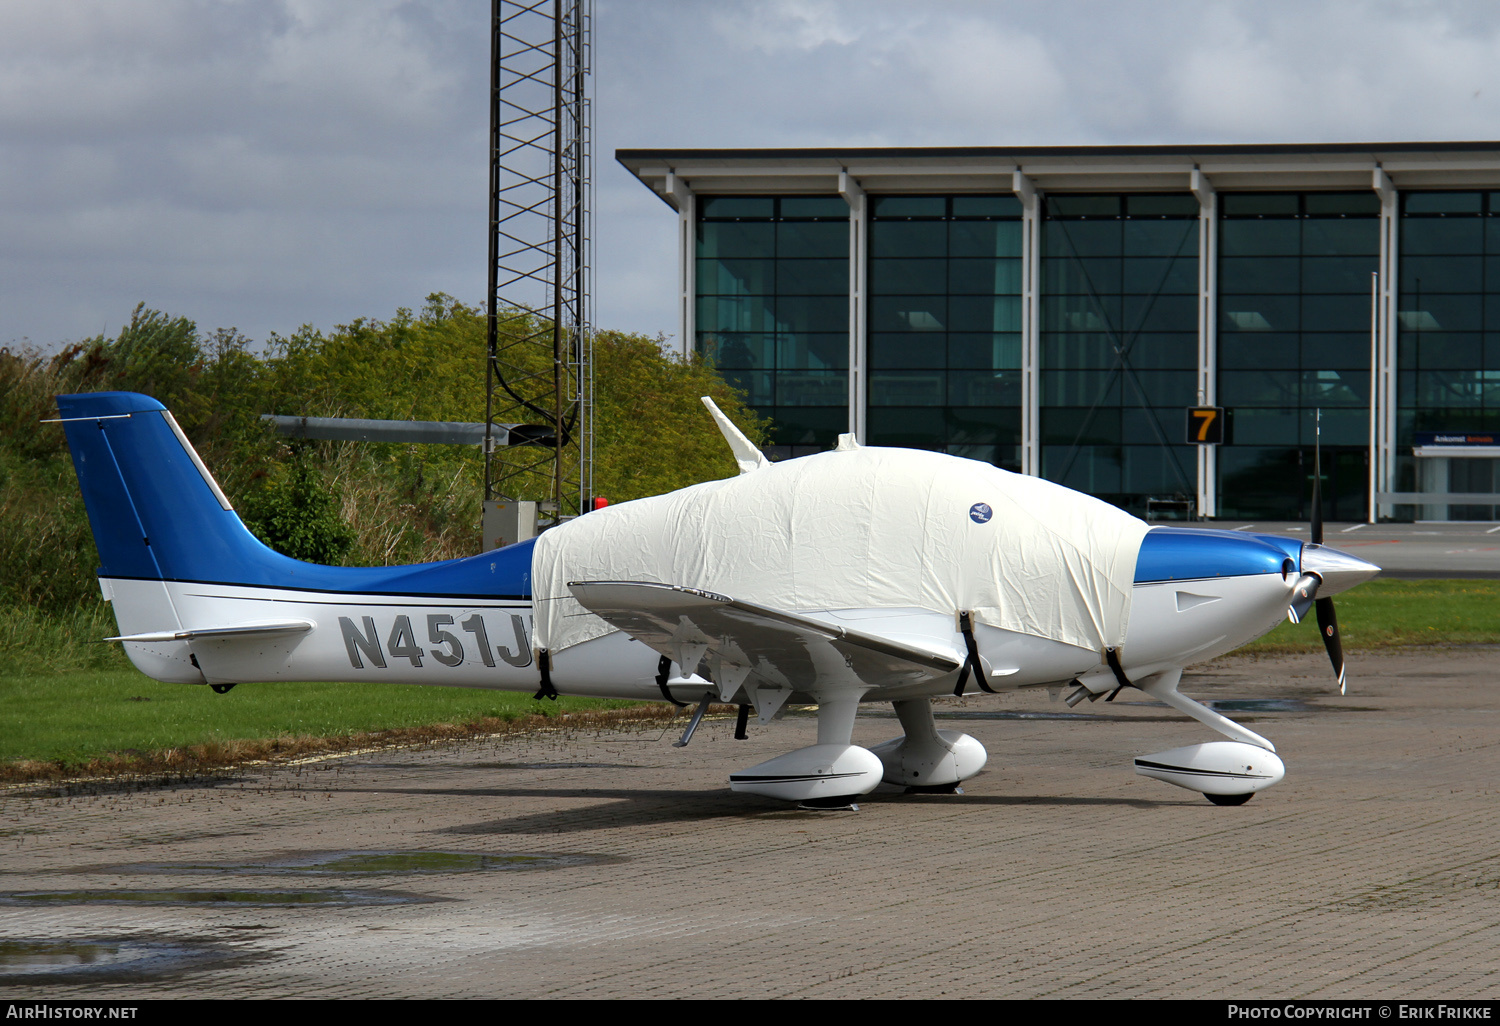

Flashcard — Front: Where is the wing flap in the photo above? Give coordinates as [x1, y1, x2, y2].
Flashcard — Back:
[567, 581, 960, 693]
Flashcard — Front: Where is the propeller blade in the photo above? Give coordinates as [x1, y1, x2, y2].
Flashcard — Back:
[1315, 596, 1345, 695]
[1287, 572, 1321, 624]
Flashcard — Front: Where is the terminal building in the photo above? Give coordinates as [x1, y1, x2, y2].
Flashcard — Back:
[617, 143, 1500, 522]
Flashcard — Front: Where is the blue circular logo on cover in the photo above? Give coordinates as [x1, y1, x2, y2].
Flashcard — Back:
[969, 502, 993, 524]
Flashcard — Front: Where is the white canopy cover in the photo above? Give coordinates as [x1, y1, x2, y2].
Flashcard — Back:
[532, 439, 1149, 658]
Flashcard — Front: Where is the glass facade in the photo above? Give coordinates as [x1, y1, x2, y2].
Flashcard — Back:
[867, 195, 1023, 467]
[696, 195, 849, 458]
[1398, 192, 1500, 519]
[1216, 192, 1380, 520]
[689, 181, 1498, 522]
[1040, 194, 1199, 514]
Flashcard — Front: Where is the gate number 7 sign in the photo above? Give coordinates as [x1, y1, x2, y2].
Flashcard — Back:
[1186, 406, 1224, 445]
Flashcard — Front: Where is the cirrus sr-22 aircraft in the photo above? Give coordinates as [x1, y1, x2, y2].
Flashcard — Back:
[55, 390, 1378, 810]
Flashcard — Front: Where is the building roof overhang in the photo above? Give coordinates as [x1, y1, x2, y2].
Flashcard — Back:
[616, 142, 1500, 211]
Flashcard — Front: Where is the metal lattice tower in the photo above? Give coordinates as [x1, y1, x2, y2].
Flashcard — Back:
[485, 0, 593, 519]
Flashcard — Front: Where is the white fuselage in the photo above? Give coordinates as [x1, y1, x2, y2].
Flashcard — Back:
[105, 566, 1296, 703]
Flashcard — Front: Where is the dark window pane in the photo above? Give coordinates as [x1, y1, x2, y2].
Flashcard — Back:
[1221, 193, 1300, 217]
[1417, 370, 1486, 407]
[1303, 255, 1380, 293]
[949, 295, 1021, 333]
[1042, 408, 1122, 446]
[1043, 256, 1121, 295]
[950, 370, 1021, 405]
[1126, 194, 1199, 217]
[1122, 443, 1196, 495]
[701, 333, 773, 369]
[1121, 370, 1197, 406]
[1229, 407, 1299, 445]
[780, 196, 848, 219]
[1411, 333, 1483, 368]
[775, 295, 847, 333]
[1123, 256, 1197, 295]
[1301, 294, 1376, 332]
[1302, 218, 1378, 256]
[1123, 294, 1197, 334]
[775, 370, 847, 406]
[949, 258, 1021, 295]
[871, 221, 946, 257]
[1123, 219, 1196, 257]
[1219, 220, 1301, 256]
[1303, 369, 1370, 407]
[1046, 219, 1123, 256]
[697, 221, 774, 258]
[1220, 370, 1300, 406]
[777, 258, 847, 295]
[869, 371, 946, 406]
[870, 296, 946, 333]
[1220, 256, 1300, 293]
[767, 406, 846, 447]
[950, 220, 1022, 257]
[778, 221, 847, 258]
[1302, 192, 1380, 216]
[948, 405, 1021, 445]
[777, 333, 848, 370]
[1400, 294, 1483, 332]
[1042, 332, 1116, 369]
[1219, 333, 1298, 368]
[869, 332, 946, 369]
[1401, 218, 1484, 255]
[1404, 192, 1483, 215]
[1043, 295, 1122, 334]
[952, 195, 1022, 218]
[1400, 255, 1483, 294]
[698, 257, 774, 296]
[1048, 195, 1121, 218]
[698, 294, 776, 334]
[1042, 369, 1122, 406]
[718, 368, 773, 405]
[870, 258, 948, 295]
[699, 197, 774, 219]
[1044, 444, 1123, 493]
[871, 196, 946, 219]
[950, 333, 1022, 369]
[1220, 295, 1299, 333]
[867, 406, 944, 448]
[1302, 333, 1375, 370]
[1124, 332, 1197, 369]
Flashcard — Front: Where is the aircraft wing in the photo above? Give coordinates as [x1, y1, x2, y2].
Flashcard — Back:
[567, 581, 960, 705]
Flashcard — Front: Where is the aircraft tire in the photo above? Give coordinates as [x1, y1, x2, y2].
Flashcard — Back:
[1205, 792, 1254, 806]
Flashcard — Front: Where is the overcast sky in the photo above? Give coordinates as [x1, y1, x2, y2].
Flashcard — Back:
[6, 0, 1500, 353]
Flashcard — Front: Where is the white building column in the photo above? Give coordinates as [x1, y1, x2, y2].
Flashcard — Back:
[1373, 165, 1398, 520]
[665, 171, 694, 359]
[1013, 171, 1041, 477]
[840, 170, 868, 443]
[1191, 168, 1218, 519]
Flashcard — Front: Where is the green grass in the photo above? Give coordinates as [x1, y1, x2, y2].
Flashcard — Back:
[1234, 578, 1500, 655]
[0, 669, 642, 769]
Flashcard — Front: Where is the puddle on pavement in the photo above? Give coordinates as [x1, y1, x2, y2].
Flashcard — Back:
[0, 888, 435, 907]
[1204, 699, 1314, 713]
[0, 938, 238, 983]
[109, 850, 611, 876]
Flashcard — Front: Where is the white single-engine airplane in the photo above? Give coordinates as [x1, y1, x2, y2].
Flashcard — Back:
[56, 390, 1378, 809]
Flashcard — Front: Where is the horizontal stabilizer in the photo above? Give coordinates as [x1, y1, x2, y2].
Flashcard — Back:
[568, 581, 959, 694]
[107, 620, 315, 644]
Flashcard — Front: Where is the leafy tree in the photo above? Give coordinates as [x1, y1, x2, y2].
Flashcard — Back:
[238, 455, 357, 565]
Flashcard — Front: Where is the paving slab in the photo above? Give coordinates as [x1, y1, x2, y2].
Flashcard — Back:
[3, 647, 1499, 999]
